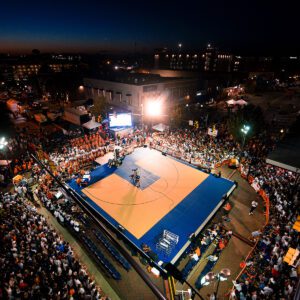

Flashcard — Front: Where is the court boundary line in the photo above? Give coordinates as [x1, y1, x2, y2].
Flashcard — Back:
[82, 149, 183, 208]
[170, 182, 237, 264]
[72, 148, 237, 263]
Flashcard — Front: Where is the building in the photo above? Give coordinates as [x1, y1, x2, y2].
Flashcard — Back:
[153, 44, 234, 73]
[0, 54, 81, 81]
[83, 73, 199, 124]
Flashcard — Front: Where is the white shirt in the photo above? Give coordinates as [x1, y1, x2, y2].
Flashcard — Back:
[251, 201, 258, 208]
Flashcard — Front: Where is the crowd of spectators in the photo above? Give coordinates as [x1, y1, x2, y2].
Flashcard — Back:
[0, 192, 105, 299]
[149, 127, 299, 299]
[151, 127, 240, 169]
[1, 118, 299, 299]
[230, 158, 299, 299]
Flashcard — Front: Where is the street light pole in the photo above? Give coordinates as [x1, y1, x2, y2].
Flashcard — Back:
[240, 125, 250, 159]
[214, 275, 221, 299]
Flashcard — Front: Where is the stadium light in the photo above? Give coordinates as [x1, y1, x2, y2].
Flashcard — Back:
[146, 100, 162, 117]
[0, 137, 8, 150]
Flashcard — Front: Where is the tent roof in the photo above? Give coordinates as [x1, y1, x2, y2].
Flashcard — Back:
[235, 99, 248, 105]
[83, 119, 101, 130]
[0, 160, 11, 166]
[226, 99, 236, 105]
[266, 131, 300, 173]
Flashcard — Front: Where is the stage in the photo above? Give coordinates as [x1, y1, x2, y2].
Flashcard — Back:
[68, 148, 236, 263]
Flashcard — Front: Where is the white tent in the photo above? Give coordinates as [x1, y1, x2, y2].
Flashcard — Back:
[82, 119, 101, 130]
[226, 99, 236, 105]
[235, 99, 248, 106]
[0, 160, 11, 166]
[152, 123, 169, 132]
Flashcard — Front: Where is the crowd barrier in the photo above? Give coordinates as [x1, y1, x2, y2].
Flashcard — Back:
[151, 144, 213, 169]
[239, 164, 270, 225]
[228, 163, 271, 295]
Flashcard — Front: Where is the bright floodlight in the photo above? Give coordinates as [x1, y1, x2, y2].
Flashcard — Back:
[241, 125, 250, 135]
[146, 100, 162, 116]
[0, 137, 8, 150]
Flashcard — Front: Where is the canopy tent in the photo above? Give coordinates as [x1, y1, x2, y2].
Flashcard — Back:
[266, 117, 300, 173]
[13, 174, 23, 185]
[235, 99, 248, 106]
[82, 119, 101, 130]
[266, 135, 300, 173]
[0, 160, 11, 166]
[152, 123, 169, 132]
[226, 99, 236, 105]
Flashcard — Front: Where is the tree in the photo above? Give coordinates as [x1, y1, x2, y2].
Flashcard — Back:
[227, 104, 265, 144]
[89, 96, 108, 118]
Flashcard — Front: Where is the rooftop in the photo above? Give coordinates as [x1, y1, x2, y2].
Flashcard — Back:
[266, 118, 300, 172]
[85, 72, 187, 86]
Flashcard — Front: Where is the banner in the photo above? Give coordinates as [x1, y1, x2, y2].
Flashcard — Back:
[208, 127, 218, 137]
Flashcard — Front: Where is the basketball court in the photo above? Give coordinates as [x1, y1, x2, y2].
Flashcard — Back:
[68, 148, 236, 263]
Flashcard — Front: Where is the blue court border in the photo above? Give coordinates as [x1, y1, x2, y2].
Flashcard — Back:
[67, 151, 236, 263]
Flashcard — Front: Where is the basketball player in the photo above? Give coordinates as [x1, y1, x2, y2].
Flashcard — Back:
[135, 168, 141, 188]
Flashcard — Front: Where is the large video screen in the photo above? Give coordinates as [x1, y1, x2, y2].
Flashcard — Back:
[109, 113, 132, 127]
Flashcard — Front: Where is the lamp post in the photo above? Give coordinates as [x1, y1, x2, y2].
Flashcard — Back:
[201, 268, 231, 299]
[240, 125, 250, 158]
[0, 137, 8, 150]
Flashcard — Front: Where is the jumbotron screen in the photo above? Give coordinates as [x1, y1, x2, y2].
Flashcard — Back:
[109, 113, 132, 127]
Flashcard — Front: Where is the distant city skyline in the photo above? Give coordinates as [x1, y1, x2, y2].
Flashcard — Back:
[1, 0, 299, 55]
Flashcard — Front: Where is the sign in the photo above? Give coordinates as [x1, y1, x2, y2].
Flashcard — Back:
[207, 127, 218, 137]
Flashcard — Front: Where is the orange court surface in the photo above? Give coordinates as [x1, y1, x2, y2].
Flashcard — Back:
[68, 147, 236, 262]
[82, 148, 209, 239]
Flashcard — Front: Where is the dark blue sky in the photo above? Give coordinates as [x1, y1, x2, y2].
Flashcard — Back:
[0, 0, 299, 54]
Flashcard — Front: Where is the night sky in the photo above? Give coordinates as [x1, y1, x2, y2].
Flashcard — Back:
[0, 0, 299, 55]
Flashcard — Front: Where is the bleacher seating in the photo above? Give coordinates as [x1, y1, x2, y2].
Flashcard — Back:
[194, 246, 220, 290]
[93, 229, 131, 271]
[77, 214, 91, 227]
[181, 239, 212, 280]
[81, 235, 121, 280]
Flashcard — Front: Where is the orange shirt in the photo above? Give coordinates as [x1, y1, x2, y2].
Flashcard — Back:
[224, 203, 231, 211]
[219, 240, 225, 250]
